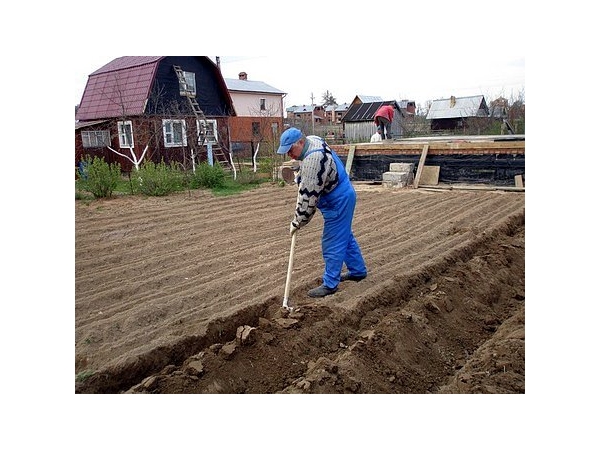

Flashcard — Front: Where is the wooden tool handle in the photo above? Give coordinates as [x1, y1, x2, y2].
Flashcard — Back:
[282, 232, 297, 308]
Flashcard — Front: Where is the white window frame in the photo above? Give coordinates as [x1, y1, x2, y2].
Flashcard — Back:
[118, 120, 134, 148]
[81, 130, 110, 148]
[197, 119, 218, 144]
[260, 98, 266, 111]
[162, 119, 188, 147]
[179, 71, 196, 96]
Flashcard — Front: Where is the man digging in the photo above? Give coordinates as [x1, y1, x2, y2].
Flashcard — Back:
[277, 127, 368, 298]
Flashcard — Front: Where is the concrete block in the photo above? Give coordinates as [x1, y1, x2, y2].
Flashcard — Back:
[382, 171, 414, 188]
[389, 163, 414, 173]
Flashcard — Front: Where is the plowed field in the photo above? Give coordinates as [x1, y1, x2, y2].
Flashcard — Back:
[75, 183, 525, 394]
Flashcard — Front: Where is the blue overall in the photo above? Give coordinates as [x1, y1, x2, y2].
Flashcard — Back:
[305, 146, 367, 289]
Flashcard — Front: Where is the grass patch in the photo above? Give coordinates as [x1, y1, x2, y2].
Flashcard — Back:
[76, 163, 275, 200]
[75, 189, 95, 204]
[76, 176, 133, 197]
[75, 370, 94, 383]
[211, 173, 270, 196]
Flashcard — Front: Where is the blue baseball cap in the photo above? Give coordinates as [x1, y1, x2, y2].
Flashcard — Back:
[277, 127, 302, 154]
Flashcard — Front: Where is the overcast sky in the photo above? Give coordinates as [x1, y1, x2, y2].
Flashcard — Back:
[74, 54, 525, 112]
[71, 3, 531, 113]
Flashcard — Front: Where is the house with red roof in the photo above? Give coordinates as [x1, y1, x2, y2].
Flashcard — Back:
[75, 56, 236, 172]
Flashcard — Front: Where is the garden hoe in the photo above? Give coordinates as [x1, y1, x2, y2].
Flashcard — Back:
[282, 232, 297, 310]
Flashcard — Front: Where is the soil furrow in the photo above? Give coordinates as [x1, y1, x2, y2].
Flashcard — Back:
[75, 184, 525, 394]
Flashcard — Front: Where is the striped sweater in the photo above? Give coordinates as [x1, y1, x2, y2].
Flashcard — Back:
[292, 136, 340, 229]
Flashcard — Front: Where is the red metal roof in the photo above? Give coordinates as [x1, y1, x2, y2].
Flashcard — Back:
[76, 57, 163, 121]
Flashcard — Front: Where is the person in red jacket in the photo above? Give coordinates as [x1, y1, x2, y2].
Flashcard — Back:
[374, 104, 394, 140]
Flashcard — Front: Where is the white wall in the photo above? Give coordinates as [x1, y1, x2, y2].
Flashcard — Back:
[230, 92, 283, 117]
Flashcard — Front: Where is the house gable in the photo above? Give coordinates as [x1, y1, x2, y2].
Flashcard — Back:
[148, 57, 235, 117]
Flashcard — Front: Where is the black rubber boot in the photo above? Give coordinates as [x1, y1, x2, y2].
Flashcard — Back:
[307, 284, 338, 298]
[340, 272, 367, 282]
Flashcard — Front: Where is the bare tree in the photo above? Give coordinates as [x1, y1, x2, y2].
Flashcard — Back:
[477, 86, 526, 135]
[101, 73, 163, 171]
[321, 90, 337, 107]
[506, 88, 525, 134]
[247, 103, 283, 178]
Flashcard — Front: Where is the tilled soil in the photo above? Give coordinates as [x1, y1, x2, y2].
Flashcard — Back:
[75, 183, 525, 394]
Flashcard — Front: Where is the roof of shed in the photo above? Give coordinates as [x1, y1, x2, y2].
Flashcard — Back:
[224, 78, 285, 95]
[343, 100, 398, 122]
[426, 95, 487, 120]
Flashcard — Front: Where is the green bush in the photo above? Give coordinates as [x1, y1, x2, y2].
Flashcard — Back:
[136, 160, 183, 196]
[236, 170, 261, 185]
[77, 155, 122, 198]
[191, 162, 226, 189]
[258, 157, 277, 180]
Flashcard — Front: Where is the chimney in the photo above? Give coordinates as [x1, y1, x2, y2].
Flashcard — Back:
[239, 72, 248, 81]
[450, 96, 456, 107]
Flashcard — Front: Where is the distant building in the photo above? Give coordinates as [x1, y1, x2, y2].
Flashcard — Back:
[426, 95, 489, 131]
[285, 104, 326, 133]
[324, 103, 351, 124]
[75, 56, 235, 171]
[398, 99, 417, 117]
[224, 72, 286, 153]
[488, 97, 509, 119]
[342, 100, 403, 142]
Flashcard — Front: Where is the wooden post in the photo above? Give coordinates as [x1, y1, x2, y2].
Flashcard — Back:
[514, 174, 523, 188]
[345, 145, 356, 175]
[413, 143, 429, 188]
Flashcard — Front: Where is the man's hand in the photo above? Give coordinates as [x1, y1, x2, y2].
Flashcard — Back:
[289, 221, 299, 236]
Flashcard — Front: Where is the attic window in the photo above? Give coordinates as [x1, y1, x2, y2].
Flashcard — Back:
[179, 71, 196, 96]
